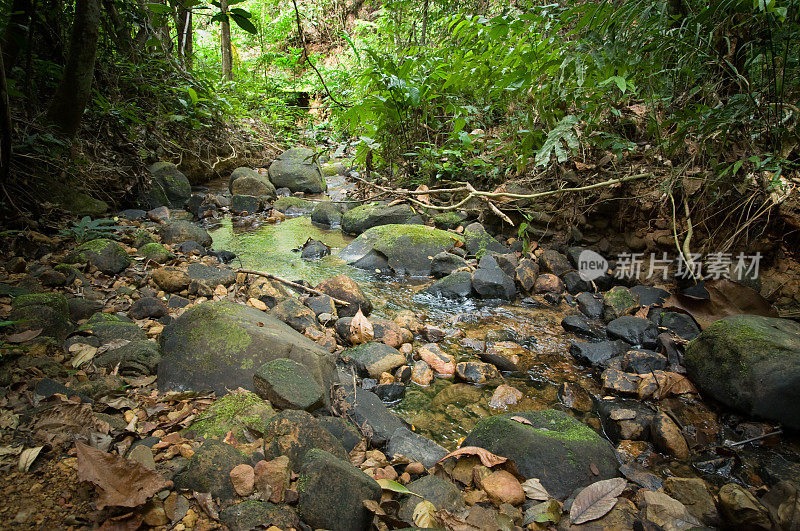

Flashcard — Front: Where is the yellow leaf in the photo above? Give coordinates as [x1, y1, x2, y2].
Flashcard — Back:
[350, 308, 374, 345]
[413, 500, 438, 528]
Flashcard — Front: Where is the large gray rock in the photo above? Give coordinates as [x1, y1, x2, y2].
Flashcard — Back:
[158, 301, 336, 406]
[461, 410, 619, 499]
[425, 271, 474, 298]
[341, 202, 424, 236]
[141, 162, 192, 209]
[336, 387, 405, 446]
[65, 238, 130, 274]
[685, 315, 800, 429]
[341, 342, 406, 379]
[463, 222, 509, 256]
[340, 224, 463, 277]
[268, 148, 326, 194]
[10, 292, 73, 340]
[254, 358, 324, 411]
[229, 167, 276, 200]
[472, 265, 516, 300]
[311, 201, 346, 228]
[386, 427, 447, 468]
[159, 220, 212, 247]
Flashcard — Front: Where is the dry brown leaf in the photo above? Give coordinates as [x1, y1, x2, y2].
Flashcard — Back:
[76, 441, 171, 509]
[414, 184, 431, 204]
[434, 509, 483, 531]
[570, 478, 627, 524]
[439, 446, 508, 468]
[350, 308, 374, 345]
[522, 478, 550, 501]
[18, 446, 43, 472]
[33, 395, 110, 447]
[637, 371, 696, 400]
[662, 279, 776, 329]
[5, 328, 42, 343]
[510, 415, 534, 426]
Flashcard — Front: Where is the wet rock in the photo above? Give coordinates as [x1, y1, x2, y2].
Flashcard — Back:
[621, 349, 667, 374]
[65, 238, 130, 274]
[219, 500, 299, 531]
[719, 484, 771, 529]
[10, 292, 73, 340]
[630, 285, 669, 306]
[411, 360, 434, 386]
[534, 273, 565, 294]
[663, 476, 719, 525]
[269, 298, 318, 333]
[297, 448, 381, 530]
[602, 286, 639, 321]
[273, 196, 313, 215]
[159, 220, 212, 246]
[569, 339, 628, 367]
[651, 411, 689, 459]
[397, 475, 465, 524]
[152, 266, 190, 293]
[310, 201, 345, 228]
[268, 148, 326, 194]
[316, 416, 362, 453]
[262, 410, 348, 467]
[187, 263, 237, 287]
[659, 311, 701, 341]
[538, 249, 572, 276]
[316, 274, 373, 317]
[374, 382, 405, 402]
[174, 439, 248, 501]
[481, 470, 525, 506]
[601, 368, 640, 395]
[595, 397, 655, 442]
[341, 202, 424, 235]
[607, 316, 659, 348]
[386, 427, 447, 468]
[561, 315, 605, 339]
[759, 480, 800, 529]
[300, 239, 330, 260]
[254, 358, 324, 411]
[576, 292, 603, 319]
[94, 340, 162, 376]
[637, 490, 702, 529]
[337, 387, 406, 446]
[430, 252, 468, 278]
[426, 270, 474, 298]
[456, 361, 501, 384]
[562, 271, 593, 294]
[558, 382, 593, 412]
[461, 410, 618, 499]
[685, 315, 800, 429]
[481, 342, 523, 371]
[492, 253, 519, 278]
[176, 240, 205, 254]
[304, 294, 337, 318]
[230, 194, 262, 215]
[138, 242, 173, 263]
[128, 297, 169, 320]
[472, 264, 517, 300]
[141, 162, 192, 209]
[230, 172, 276, 201]
[340, 224, 463, 277]
[463, 222, 509, 256]
[158, 301, 335, 401]
[417, 343, 455, 376]
[341, 342, 407, 379]
[515, 258, 539, 293]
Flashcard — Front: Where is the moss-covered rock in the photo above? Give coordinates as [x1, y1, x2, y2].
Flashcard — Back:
[685, 315, 800, 429]
[10, 292, 73, 340]
[58, 190, 109, 217]
[219, 500, 300, 531]
[229, 167, 277, 200]
[461, 409, 619, 499]
[94, 340, 162, 376]
[138, 242, 173, 264]
[133, 229, 157, 249]
[602, 286, 640, 321]
[66, 238, 131, 274]
[463, 222, 509, 257]
[190, 390, 276, 439]
[173, 439, 249, 500]
[140, 162, 192, 209]
[340, 224, 464, 277]
[267, 148, 327, 194]
[159, 220, 212, 247]
[253, 358, 324, 411]
[12, 292, 69, 315]
[341, 202, 424, 235]
[431, 211, 467, 230]
[310, 201, 345, 228]
[272, 196, 313, 215]
[78, 314, 147, 344]
[158, 301, 336, 403]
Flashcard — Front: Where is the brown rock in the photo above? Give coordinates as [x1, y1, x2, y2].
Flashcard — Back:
[515, 258, 539, 293]
[410, 360, 434, 386]
[638, 490, 702, 529]
[417, 344, 455, 376]
[394, 310, 422, 332]
[152, 267, 190, 293]
[664, 476, 718, 525]
[372, 318, 404, 348]
[315, 275, 372, 317]
[230, 464, 255, 497]
[718, 483, 771, 529]
[481, 470, 524, 506]
[533, 273, 565, 294]
[488, 384, 522, 409]
[422, 325, 446, 342]
[254, 456, 291, 503]
[651, 412, 689, 459]
[405, 462, 425, 475]
[601, 368, 640, 395]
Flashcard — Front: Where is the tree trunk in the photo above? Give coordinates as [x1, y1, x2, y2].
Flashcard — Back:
[420, 0, 428, 46]
[102, 0, 133, 57]
[176, 8, 193, 70]
[0, 44, 12, 183]
[220, 0, 233, 80]
[45, 0, 101, 137]
[1, 0, 33, 72]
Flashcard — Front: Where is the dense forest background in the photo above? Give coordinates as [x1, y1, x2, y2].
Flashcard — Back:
[0, 0, 799, 256]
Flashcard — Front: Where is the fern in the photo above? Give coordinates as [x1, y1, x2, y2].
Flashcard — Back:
[535, 115, 580, 168]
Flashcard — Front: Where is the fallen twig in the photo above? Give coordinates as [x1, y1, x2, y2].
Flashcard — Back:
[726, 429, 783, 447]
[237, 268, 352, 306]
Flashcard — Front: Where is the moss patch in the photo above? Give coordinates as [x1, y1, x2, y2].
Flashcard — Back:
[274, 196, 313, 212]
[139, 242, 173, 263]
[12, 292, 69, 315]
[190, 390, 275, 439]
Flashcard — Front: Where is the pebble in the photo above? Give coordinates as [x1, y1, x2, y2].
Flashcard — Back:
[481, 470, 525, 505]
[230, 463, 255, 497]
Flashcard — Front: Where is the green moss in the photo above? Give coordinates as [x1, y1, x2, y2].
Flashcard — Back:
[367, 224, 463, 250]
[12, 292, 69, 315]
[431, 212, 466, 230]
[183, 302, 253, 357]
[139, 242, 173, 262]
[342, 203, 379, 223]
[77, 238, 115, 253]
[190, 391, 275, 439]
[133, 229, 157, 249]
[274, 196, 312, 211]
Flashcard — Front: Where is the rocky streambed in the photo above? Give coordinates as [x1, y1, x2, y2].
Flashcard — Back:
[1, 150, 800, 529]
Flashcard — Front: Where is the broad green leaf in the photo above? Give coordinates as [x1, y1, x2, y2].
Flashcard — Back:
[376, 479, 421, 497]
[230, 13, 257, 33]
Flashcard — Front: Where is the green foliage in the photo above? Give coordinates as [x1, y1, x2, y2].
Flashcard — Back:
[60, 217, 122, 243]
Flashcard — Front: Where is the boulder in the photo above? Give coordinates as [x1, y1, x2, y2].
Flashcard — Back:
[426, 271, 473, 298]
[254, 358, 324, 411]
[273, 196, 313, 215]
[341, 202, 424, 235]
[157, 301, 336, 405]
[138, 242, 173, 264]
[515, 258, 539, 293]
[300, 239, 330, 260]
[602, 286, 639, 321]
[685, 315, 800, 429]
[186, 263, 237, 287]
[269, 298, 318, 333]
[538, 249, 572, 276]
[190, 391, 275, 440]
[173, 439, 249, 501]
[606, 316, 659, 348]
[455, 361, 500, 384]
[340, 224, 463, 277]
[159, 220, 212, 247]
[297, 449, 381, 530]
[621, 349, 667, 374]
[430, 252, 468, 278]
[317, 416, 362, 452]
[66, 238, 130, 274]
[94, 340, 161, 376]
[397, 475, 465, 524]
[659, 311, 701, 340]
[316, 274, 373, 317]
[463, 222, 509, 257]
[461, 410, 618, 499]
[561, 315, 605, 339]
[267, 148, 327, 194]
[229, 167, 276, 200]
[219, 501, 299, 531]
[78, 313, 146, 344]
[141, 162, 192, 209]
[336, 388, 405, 446]
[10, 292, 72, 340]
[230, 194, 262, 215]
[386, 427, 447, 468]
[576, 292, 603, 319]
[58, 191, 108, 217]
[569, 340, 628, 367]
[262, 410, 348, 467]
[341, 342, 406, 379]
[310, 201, 345, 228]
[152, 267, 190, 293]
[472, 265, 516, 300]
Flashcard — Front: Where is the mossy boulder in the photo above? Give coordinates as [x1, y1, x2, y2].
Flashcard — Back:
[78, 313, 147, 344]
[58, 190, 109, 217]
[267, 148, 327, 194]
[341, 202, 424, 235]
[229, 167, 276, 200]
[173, 439, 249, 500]
[262, 410, 348, 467]
[273, 196, 313, 215]
[685, 315, 800, 429]
[189, 390, 276, 439]
[66, 238, 130, 274]
[133, 229, 157, 249]
[463, 222, 509, 257]
[431, 211, 467, 230]
[10, 292, 73, 340]
[138, 242, 173, 264]
[140, 162, 192, 209]
[158, 301, 336, 405]
[340, 224, 464, 277]
[219, 500, 299, 531]
[253, 358, 324, 411]
[603, 286, 640, 321]
[159, 220, 212, 247]
[461, 409, 618, 499]
[310, 201, 345, 228]
[94, 340, 162, 376]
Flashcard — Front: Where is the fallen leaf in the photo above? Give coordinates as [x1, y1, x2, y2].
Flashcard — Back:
[434, 509, 482, 531]
[5, 328, 42, 343]
[18, 446, 43, 472]
[0, 445, 23, 459]
[525, 499, 563, 525]
[413, 500, 438, 528]
[522, 478, 549, 501]
[71, 345, 98, 368]
[570, 478, 627, 524]
[376, 478, 422, 497]
[439, 446, 508, 468]
[33, 395, 110, 447]
[590, 462, 600, 476]
[510, 416, 533, 426]
[76, 441, 171, 509]
[662, 279, 776, 329]
[350, 308, 374, 345]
